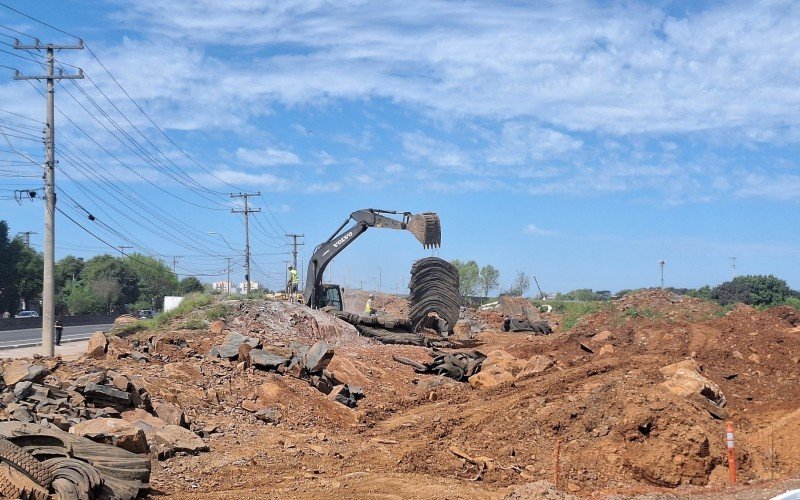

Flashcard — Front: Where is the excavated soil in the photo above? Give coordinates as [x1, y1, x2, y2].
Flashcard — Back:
[17, 291, 800, 498]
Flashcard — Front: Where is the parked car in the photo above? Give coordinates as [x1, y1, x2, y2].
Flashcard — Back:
[14, 311, 39, 318]
[137, 309, 155, 319]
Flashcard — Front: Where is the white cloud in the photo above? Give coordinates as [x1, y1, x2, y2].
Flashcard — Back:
[524, 224, 556, 236]
[109, 1, 800, 137]
[235, 147, 301, 167]
[203, 169, 289, 190]
[402, 132, 472, 172]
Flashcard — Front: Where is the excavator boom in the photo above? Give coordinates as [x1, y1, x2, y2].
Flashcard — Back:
[305, 209, 441, 308]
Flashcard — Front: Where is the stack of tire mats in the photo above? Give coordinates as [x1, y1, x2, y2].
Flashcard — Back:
[0, 421, 149, 499]
[408, 257, 460, 335]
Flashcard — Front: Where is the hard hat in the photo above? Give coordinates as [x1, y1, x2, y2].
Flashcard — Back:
[369, 294, 374, 298]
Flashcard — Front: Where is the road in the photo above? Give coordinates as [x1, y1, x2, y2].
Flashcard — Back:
[0, 324, 113, 350]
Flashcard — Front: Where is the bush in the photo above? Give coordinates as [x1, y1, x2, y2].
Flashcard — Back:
[711, 275, 792, 307]
[206, 303, 228, 321]
[183, 318, 205, 330]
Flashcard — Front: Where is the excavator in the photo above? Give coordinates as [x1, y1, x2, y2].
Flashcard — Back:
[304, 209, 441, 310]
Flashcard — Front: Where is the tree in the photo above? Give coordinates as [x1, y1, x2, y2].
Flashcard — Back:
[65, 282, 105, 315]
[178, 277, 204, 294]
[507, 270, 530, 296]
[711, 275, 792, 307]
[55, 255, 85, 292]
[90, 278, 122, 313]
[15, 244, 43, 311]
[478, 265, 500, 298]
[126, 254, 177, 309]
[81, 255, 139, 309]
[450, 259, 479, 298]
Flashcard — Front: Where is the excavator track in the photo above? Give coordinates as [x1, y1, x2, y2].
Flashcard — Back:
[408, 257, 460, 335]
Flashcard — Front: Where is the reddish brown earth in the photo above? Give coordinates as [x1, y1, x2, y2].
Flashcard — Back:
[15, 291, 800, 498]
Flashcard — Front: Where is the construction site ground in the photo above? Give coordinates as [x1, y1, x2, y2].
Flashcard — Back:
[6, 290, 799, 499]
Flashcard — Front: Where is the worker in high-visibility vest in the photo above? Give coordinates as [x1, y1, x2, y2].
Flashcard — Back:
[365, 294, 376, 315]
[287, 266, 300, 294]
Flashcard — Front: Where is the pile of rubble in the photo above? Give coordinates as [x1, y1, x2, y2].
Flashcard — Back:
[208, 322, 365, 408]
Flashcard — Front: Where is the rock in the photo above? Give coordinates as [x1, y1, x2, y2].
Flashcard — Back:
[73, 371, 106, 389]
[12, 381, 34, 399]
[660, 359, 700, 378]
[209, 319, 227, 334]
[517, 355, 554, 379]
[469, 364, 516, 389]
[129, 352, 149, 364]
[112, 373, 130, 391]
[121, 408, 168, 431]
[453, 320, 473, 337]
[70, 417, 148, 454]
[661, 366, 726, 407]
[481, 350, 526, 376]
[748, 353, 760, 364]
[85, 331, 108, 358]
[241, 400, 261, 412]
[84, 383, 132, 406]
[592, 330, 613, 343]
[326, 357, 371, 387]
[255, 407, 282, 424]
[3, 361, 49, 386]
[248, 349, 289, 370]
[304, 340, 334, 373]
[598, 344, 615, 356]
[328, 384, 358, 407]
[153, 425, 208, 454]
[238, 343, 253, 365]
[154, 402, 186, 427]
[212, 331, 261, 359]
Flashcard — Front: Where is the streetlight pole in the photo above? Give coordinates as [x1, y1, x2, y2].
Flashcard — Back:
[659, 260, 665, 289]
[377, 266, 382, 294]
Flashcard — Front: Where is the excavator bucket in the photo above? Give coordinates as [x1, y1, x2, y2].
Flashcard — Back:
[406, 212, 441, 248]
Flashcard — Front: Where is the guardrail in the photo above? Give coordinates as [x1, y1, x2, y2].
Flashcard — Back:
[0, 314, 119, 332]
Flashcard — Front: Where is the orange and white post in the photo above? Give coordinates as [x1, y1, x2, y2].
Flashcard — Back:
[726, 421, 737, 484]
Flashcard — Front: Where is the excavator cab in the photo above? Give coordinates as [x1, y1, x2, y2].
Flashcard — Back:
[315, 284, 343, 310]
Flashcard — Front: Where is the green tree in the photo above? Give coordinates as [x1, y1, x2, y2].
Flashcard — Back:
[55, 255, 85, 292]
[81, 255, 139, 310]
[478, 265, 500, 298]
[126, 254, 177, 310]
[0, 221, 20, 314]
[507, 270, 530, 296]
[711, 275, 792, 307]
[65, 282, 106, 314]
[178, 276, 204, 294]
[450, 259, 479, 298]
[14, 239, 43, 311]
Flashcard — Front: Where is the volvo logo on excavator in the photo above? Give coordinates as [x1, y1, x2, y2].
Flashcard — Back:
[333, 231, 354, 248]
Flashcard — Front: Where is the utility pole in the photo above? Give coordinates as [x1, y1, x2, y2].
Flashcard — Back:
[16, 231, 37, 248]
[14, 39, 83, 357]
[659, 260, 666, 289]
[231, 193, 260, 294]
[118, 245, 133, 256]
[730, 257, 737, 280]
[225, 257, 233, 294]
[172, 256, 183, 275]
[285, 233, 305, 271]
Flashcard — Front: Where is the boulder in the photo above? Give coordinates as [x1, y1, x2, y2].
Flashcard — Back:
[255, 407, 282, 424]
[85, 331, 108, 358]
[84, 383, 131, 406]
[326, 357, 371, 387]
[469, 363, 516, 389]
[303, 340, 334, 373]
[70, 418, 148, 454]
[661, 364, 726, 408]
[660, 359, 700, 378]
[209, 319, 227, 334]
[154, 402, 186, 427]
[517, 355, 554, 379]
[3, 361, 49, 386]
[211, 331, 261, 359]
[249, 350, 289, 371]
[153, 425, 208, 454]
[73, 371, 106, 389]
[481, 350, 526, 377]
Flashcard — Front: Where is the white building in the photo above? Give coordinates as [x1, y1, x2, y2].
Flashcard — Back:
[238, 281, 260, 292]
[212, 281, 237, 294]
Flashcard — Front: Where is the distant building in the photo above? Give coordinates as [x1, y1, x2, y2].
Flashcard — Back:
[238, 281, 260, 292]
[212, 281, 236, 294]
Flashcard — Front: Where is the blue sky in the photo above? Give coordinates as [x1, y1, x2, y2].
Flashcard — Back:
[1, 0, 799, 294]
